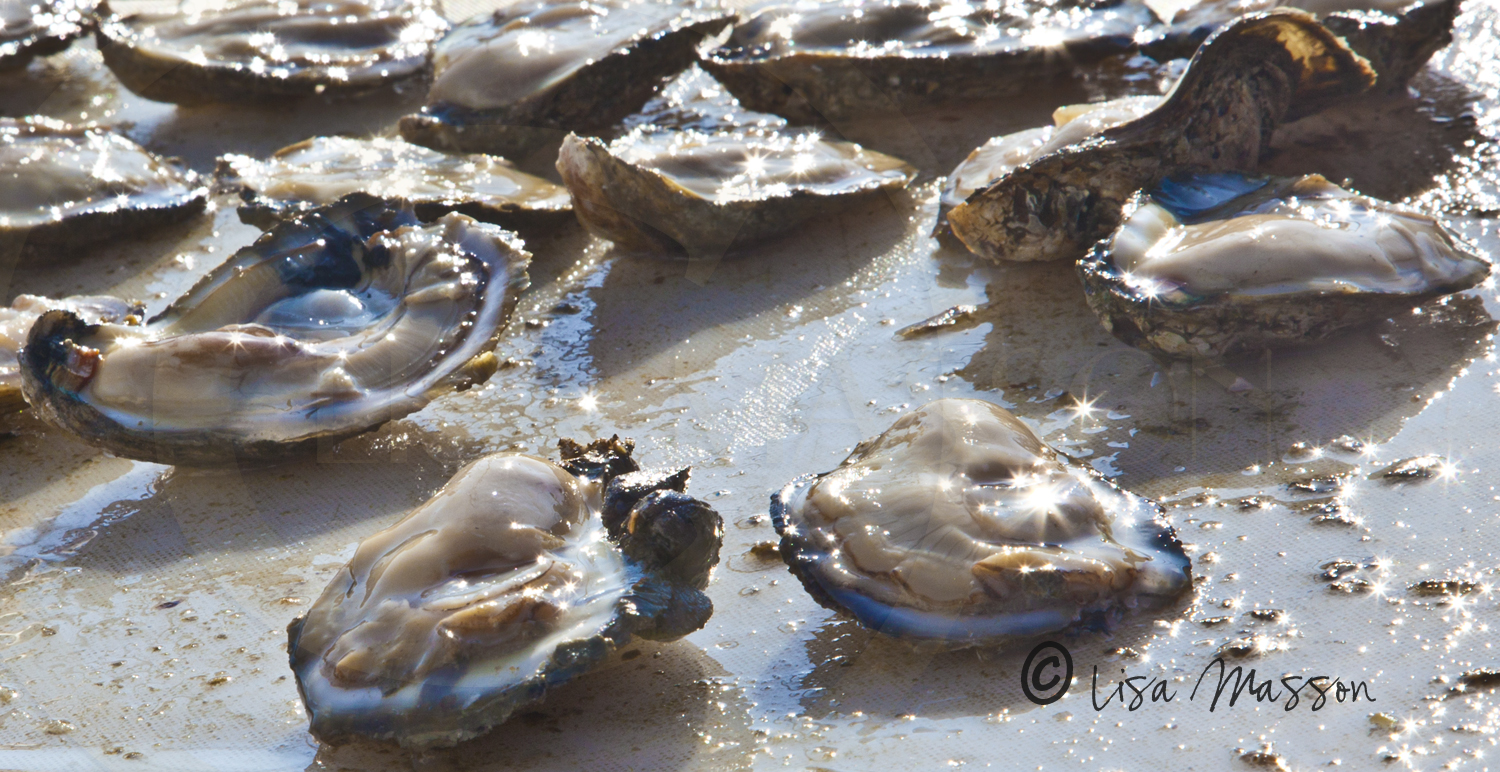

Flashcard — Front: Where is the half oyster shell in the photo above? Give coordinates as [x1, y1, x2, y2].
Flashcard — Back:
[0, 295, 141, 412]
[701, 0, 1158, 124]
[217, 136, 572, 234]
[0, 0, 92, 71]
[95, 0, 448, 105]
[1, 117, 207, 250]
[398, 0, 735, 158]
[288, 437, 723, 749]
[947, 10, 1376, 263]
[20, 194, 530, 465]
[771, 398, 1192, 647]
[1144, 0, 1459, 90]
[556, 127, 915, 256]
[1078, 172, 1491, 358]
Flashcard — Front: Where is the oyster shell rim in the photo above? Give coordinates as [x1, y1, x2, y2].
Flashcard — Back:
[0, 0, 91, 71]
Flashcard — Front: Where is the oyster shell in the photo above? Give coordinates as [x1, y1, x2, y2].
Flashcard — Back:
[95, 0, 448, 105]
[1143, 0, 1459, 90]
[0, 294, 141, 412]
[287, 437, 723, 749]
[218, 136, 573, 234]
[556, 126, 915, 256]
[947, 11, 1376, 263]
[1, 117, 207, 250]
[1077, 172, 1491, 358]
[398, 0, 735, 159]
[0, 0, 92, 71]
[701, 0, 1158, 124]
[20, 193, 530, 465]
[771, 398, 1191, 647]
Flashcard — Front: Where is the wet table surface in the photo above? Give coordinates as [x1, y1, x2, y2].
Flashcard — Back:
[3, 1, 1500, 770]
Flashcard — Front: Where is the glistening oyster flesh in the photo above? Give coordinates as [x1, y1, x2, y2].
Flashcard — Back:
[20, 194, 530, 465]
[947, 10, 1376, 263]
[0, 0, 92, 71]
[701, 0, 1158, 124]
[95, 0, 448, 105]
[1, 118, 206, 249]
[218, 136, 572, 234]
[0, 295, 141, 412]
[399, 0, 735, 158]
[556, 127, 915, 256]
[288, 437, 723, 749]
[771, 398, 1192, 646]
[1077, 172, 1491, 358]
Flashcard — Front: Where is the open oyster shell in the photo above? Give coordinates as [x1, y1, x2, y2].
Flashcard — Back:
[398, 0, 735, 159]
[1, 118, 207, 250]
[95, 0, 448, 105]
[701, 0, 1158, 124]
[947, 10, 1376, 263]
[20, 193, 530, 465]
[218, 136, 572, 234]
[0, 0, 92, 71]
[1078, 172, 1492, 358]
[0, 295, 141, 412]
[771, 398, 1192, 647]
[288, 437, 723, 749]
[556, 127, 915, 256]
[1143, 0, 1459, 90]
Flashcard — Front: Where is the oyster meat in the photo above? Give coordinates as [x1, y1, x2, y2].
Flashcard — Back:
[1143, 0, 1459, 90]
[399, 0, 735, 159]
[771, 398, 1192, 646]
[218, 136, 572, 234]
[701, 0, 1158, 124]
[288, 437, 723, 749]
[1, 118, 206, 250]
[1078, 172, 1491, 358]
[557, 125, 915, 256]
[20, 193, 530, 465]
[0, 294, 140, 412]
[948, 11, 1376, 263]
[0, 0, 92, 71]
[95, 0, 448, 105]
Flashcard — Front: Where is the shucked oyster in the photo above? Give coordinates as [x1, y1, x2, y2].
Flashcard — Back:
[1078, 172, 1491, 358]
[95, 0, 448, 105]
[0, 0, 92, 71]
[1143, 0, 1459, 90]
[701, 0, 1158, 124]
[1, 118, 206, 250]
[288, 437, 723, 749]
[772, 399, 1191, 646]
[557, 126, 915, 256]
[399, 0, 735, 159]
[0, 295, 141, 412]
[218, 136, 572, 234]
[20, 194, 530, 465]
[948, 11, 1376, 263]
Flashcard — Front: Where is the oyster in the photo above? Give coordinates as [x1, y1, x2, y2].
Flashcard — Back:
[398, 0, 735, 159]
[288, 437, 723, 748]
[20, 193, 530, 465]
[218, 136, 573, 234]
[1077, 172, 1491, 358]
[771, 398, 1191, 646]
[1143, 0, 1459, 90]
[0, 295, 141, 412]
[95, 0, 448, 105]
[0, 0, 91, 71]
[947, 11, 1376, 263]
[700, 0, 1158, 124]
[556, 126, 915, 256]
[1, 117, 206, 250]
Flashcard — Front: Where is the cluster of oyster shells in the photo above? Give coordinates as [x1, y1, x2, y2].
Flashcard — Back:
[0, 0, 1485, 752]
